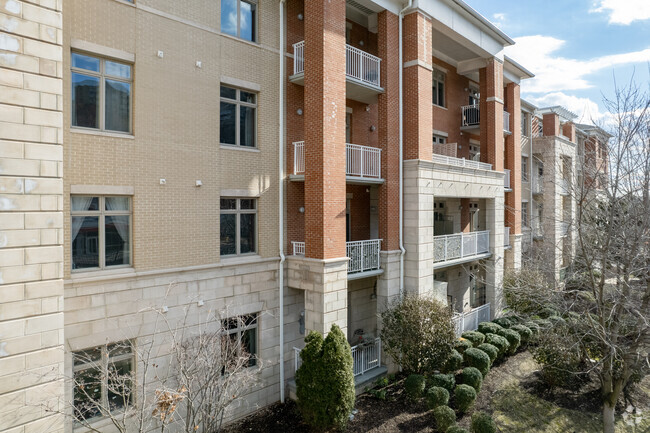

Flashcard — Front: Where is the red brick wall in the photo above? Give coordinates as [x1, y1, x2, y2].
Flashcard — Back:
[346, 19, 378, 57]
[479, 59, 504, 171]
[562, 122, 576, 143]
[543, 113, 559, 137]
[504, 82, 521, 234]
[347, 184, 370, 241]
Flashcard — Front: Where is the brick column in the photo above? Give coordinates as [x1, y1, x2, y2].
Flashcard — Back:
[0, 2, 64, 432]
[479, 58, 504, 172]
[402, 12, 433, 161]
[543, 113, 559, 137]
[304, 0, 346, 260]
[460, 198, 471, 233]
[504, 83, 521, 235]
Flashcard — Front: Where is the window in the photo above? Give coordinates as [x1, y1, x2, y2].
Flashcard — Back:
[222, 314, 258, 367]
[73, 341, 134, 422]
[522, 156, 529, 182]
[71, 53, 132, 133]
[220, 86, 257, 147]
[521, 112, 528, 136]
[71, 196, 131, 270]
[469, 144, 480, 162]
[522, 201, 529, 228]
[220, 198, 257, 256]
[221, 0, 257, 42]
[432, 134, 446, 145]
[432, 69, 445, 107]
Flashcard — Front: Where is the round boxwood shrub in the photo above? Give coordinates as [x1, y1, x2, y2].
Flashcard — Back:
[476, 343, 498, 364]
[524, 321, 540, 338]
[404, 374, 426, 400]
[433, 405, 456, 432]
[448, 426, 470, 433]
[454, 384, 477, 414]
[533, 318, 553, 330]
[539, 306, 559, 319]
[510, 324, 533, 345]
[463, 348, 490, 377]
[461, 367, 483, 392]
[495, 328, 521, 354]
[471, 411, 496, 433]
[429, 373, 455, 392]
[426, 386, 449, 409]
[485, 333, 510, 358]
[454, 338, 473, 354]
[477, 322, 504, 335]
[492, 316, 517, 328]
[461, 331, 486, 347]
[443, 349, 463, 373]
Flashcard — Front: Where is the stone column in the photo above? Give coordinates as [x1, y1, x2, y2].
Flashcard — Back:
[504, 82, 522, 270]
[0, 1, 64, 432]
[484, 196, 505, 318]
[479, 58, 504, 172]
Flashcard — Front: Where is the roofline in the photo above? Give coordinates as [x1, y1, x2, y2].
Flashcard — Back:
[521, 98, 538, 112]
[536, 106, 578, 122]
[576, 124, 613, 139]
[504, 55, 535, 80]
[449, 0, 515, 46]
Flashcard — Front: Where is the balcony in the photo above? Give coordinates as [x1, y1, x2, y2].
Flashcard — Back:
[560, 221, 570, 237]
[292, 239, 382, 277]
[291, 141, 383, 184]
[504, 169, 511, 190]
[504, 226, 511, 248]
[290, 41, 383, 104]
[532, 176, 543, 194]
[452, 303, 491, 336]
[295, 337, 382, 377]
[432, 154, 492, 171]
[461, 104, 480, 133]
[433, 230, 490, 267]
[503, 110, 511, 134]
[559, 178, 570, 195]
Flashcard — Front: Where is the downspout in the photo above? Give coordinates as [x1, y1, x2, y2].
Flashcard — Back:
[398, 0, 412, 299]
[278, 0, 286, 404]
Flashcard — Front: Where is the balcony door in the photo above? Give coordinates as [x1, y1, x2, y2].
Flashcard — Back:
[469, 202, 480, 232]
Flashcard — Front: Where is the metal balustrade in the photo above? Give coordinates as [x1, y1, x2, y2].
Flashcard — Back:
[291, 241, 305, 256]
[504, 226, 510, 247]
[504, 169, 511, 188]
[293, 141, 305, 175]
[292, 239, 382, 274]
[293, 142, 381, 179]
[503, 110, 511, 132]
[433, 230, 490, 263]
[451, 303, 491, 336]
[461, 104, 480, 127]
[432, 154, 492, 171]
[294, 337, 381, 376]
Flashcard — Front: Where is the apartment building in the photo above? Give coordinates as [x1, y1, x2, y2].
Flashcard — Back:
[0, 0, 535, 431]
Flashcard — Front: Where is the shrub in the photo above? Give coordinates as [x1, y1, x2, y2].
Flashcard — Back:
[425, 386, 449, 409]
[429, 373, 455, 392]
[477, 322, 504, 335]
[492, 316, 517, 328]
[539, 306, 559, 319]
[461, 367, 483, 392]
[471, 411, 496, 433]
[524, 321, 540, 337]
[448, 426, 470, 433]
[296, 325, 355, 431]
[443, 349, 463, 373]
[433, 406, 456, 432]
[454, 384, 477, 413]
[533, 331, 590, 391]
[404, 374, 426, 400]
[533, 318, 552, 330]
[463, 348, 490, 377]
[461, 331, 486, 347]
[485, 333, 510, 358]
[454, 338, 473, 354]
[381, 295, 456, 373]
[495, 328, 521, 354]
[476, 343, 498, 364]
[510, 324, 533, 345]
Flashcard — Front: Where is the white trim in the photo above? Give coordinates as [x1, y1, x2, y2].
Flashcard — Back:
[71, 185, 134, 195]
[432, 64, 449, 74]
[70, 128, 135, 140]
[220, 144, 261, 153]
[485, 96, 504, 104]
[403, 59, 433, 70]
[220, 76, 261, 92]
[220, 188, 260, 198]
[432, 129, 448, 137]
[70, 39, 135, 63]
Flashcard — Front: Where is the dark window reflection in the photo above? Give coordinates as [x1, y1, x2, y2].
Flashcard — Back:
[105, 215, 130, 267]
[72, 216, 99, 269]
[220, 101, 236, 145]
[105, 80, 130, 133]
[72, 73, 99, 128]
[240, 213, 255, 253]
[240, 105, 255, 147]
[221, 214, 236, 255]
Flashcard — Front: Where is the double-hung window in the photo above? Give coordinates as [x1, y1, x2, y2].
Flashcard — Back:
[220, 86, 257, 148]
[73, 341, 134, 423]
[71, 196, 131, 270]
[220, 198, 257, 256]
[522, 201, 529, 228]
[71, 52, 132, 133]
[222, 314, 258, 368]
[522, 156, 529, 182]
[432, 69, 446, 107]
[221, 0, 257, 42]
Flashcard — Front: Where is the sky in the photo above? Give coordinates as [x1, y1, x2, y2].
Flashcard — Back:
[467, 0, 650, 126]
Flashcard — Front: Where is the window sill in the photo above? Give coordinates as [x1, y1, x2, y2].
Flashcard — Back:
[220, 144, 260, 153]
[70, 128, 135, 140]
[219, 254, 262, 265]
[70, 267, 136, 282]
[218, 32, 261, 48]
[432, 104, 448, 111]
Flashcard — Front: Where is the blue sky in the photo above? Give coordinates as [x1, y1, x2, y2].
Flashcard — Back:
[467, 0, 650, 125]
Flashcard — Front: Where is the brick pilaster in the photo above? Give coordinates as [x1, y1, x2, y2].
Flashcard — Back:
[504, 82, 521, 235]
[543, 113, 560, 137]
[460, 198, 471, 233]
[479, 58, 504, 172]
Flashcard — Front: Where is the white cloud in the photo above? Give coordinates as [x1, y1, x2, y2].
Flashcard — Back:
[492, 13, 506, 28]
[591, 0, 650, 25]
[525, 92, 607, 124]
[505, 35, 650, 93]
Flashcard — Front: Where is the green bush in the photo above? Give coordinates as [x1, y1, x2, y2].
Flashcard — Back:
[404, 374, 426, 400]
[492, 316, 517, 328]
[477, 322, 504, 335]
[539, 306, 559, 319]
[448, 426, 470, 433]
[454, 338, 473, 354]
[296, 325, 355, 431]
[485, 333, 510, 358]
[461, 367, 483, 392]
[461, 331, 486, 347]
[454, 384, 477, 413]
[463, 348, 490, 377]
[433, 406, 456, 432]
[425, 386, 449, 409]
[533, 332, 590, 391]
[510, 324, 533, 345]
[380, 295, 456, 374]
[524, 321, 540, 337]
[495, 328, 521, 354]
[476, 343, 498, 364]
[532, 318, 553, 330]
[443, 349, 463, 373]
[471, 411, 496, 433]
[429, 373, 455, 392]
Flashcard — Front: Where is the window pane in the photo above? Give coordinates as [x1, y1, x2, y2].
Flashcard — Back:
[74, 367, 102, 421]
[72, 216, 99, 269]
[105, 79, 131, 133]
[107, 342, 132, 357]
[105, 61, 131, 78]
[438, 82, 444, 107]
[432, 82, 438, 105]
[240, 1, 256, 42]
[72, 196, 99, 211]
[243, 327, 257, 366]
[239, 213, 255, 254]
[220, 214, 237, 255]
[105, 196, 130, 211]
[73, 347, 102, 366]
[240, 106, 255, 147]
[221, 0, 238, 36]
[107, 358, 133, 410]
[240, 90, 255, 104]
[220, 198, 236, 210]
[72, 73, 99, 129]
[220, 102, 236, 145]
[105, 216, 130, 267]
[240, 199, 255, 210]
[220, 86, 237, 100]
[72, 53, 100, 72]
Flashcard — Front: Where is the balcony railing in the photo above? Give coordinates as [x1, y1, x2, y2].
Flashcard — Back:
[434, 230, 490, 263]
[504, 169, 511, 189]
[461, 104, 480, 127]
[293, 141, 381, 180]
[452, 303, 491, 336]
[532, 176, 543, 194]
[433, 142, 457, 158]
[292, 239, 382, 274]
[293, 41, 381, 88]
[432, 154, 492, 171]
[503, 110, 511, 132]
[504, 226, 510, 247]
[295, 337, 381, 376]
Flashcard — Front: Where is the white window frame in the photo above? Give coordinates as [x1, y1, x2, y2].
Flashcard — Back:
[220, 85, 258, 148]
[522, 156, 529, 182]
[220, 198, 258, 256]
[522, 201, 529, 228]
[221, 0, 258, 42]
[432, 69, 446, 108]
[432, 134, 446, 144]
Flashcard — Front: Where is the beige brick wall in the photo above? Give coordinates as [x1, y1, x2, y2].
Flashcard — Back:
[0, 0, 65, 431]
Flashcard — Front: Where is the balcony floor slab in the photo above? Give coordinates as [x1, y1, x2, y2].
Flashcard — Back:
[433, 252, 492, 269]
[347, 268, 384, 281]
[288, 72, 383, 105]
[289, 174, 384, 185]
